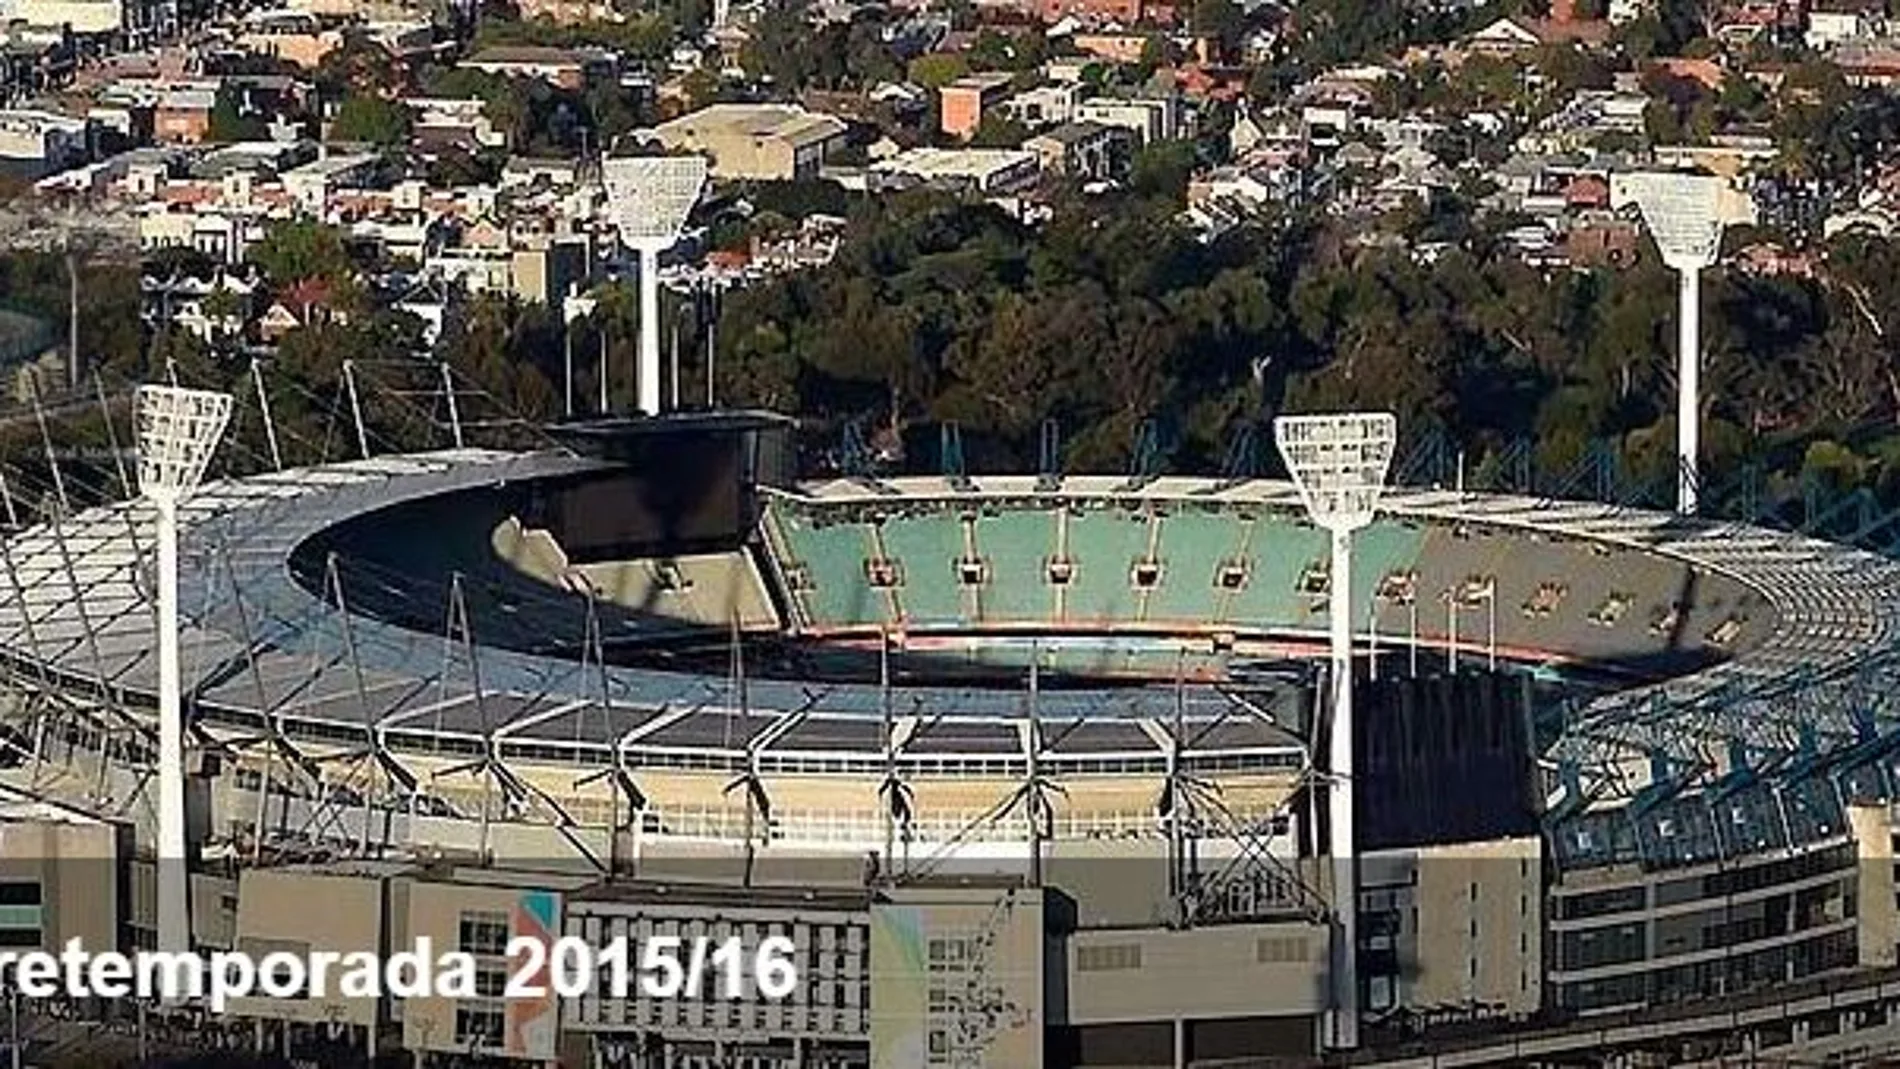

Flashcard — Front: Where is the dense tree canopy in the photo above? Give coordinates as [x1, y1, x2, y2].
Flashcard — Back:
[330, 93, 413, 145]
[707, 189, 1900, 501]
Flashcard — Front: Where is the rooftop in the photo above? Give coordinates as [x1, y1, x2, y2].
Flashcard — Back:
[873, 146, 1039, 180]
[464, 44, 609, 66]
[652, 103, 848, 147]
[1028, 120, 1115, 146]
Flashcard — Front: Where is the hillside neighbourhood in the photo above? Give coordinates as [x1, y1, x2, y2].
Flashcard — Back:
[3, 0, 1900, 486]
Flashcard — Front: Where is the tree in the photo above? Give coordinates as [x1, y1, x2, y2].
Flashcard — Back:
[200, 287, 248, 349]
[1191, 0, 1247, 58]
[909, 52, 970, 90]
[207, 92, 264, 142]
[314, 33, 403, 97]
[1129, 141, 1197, 202]
[330, 93, 412, 145]
[968, 28, 1046, 73]
[969, 116, 1031, 148]
[250, 220, 356, 289]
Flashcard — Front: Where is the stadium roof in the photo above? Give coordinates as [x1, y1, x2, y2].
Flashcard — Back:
[4, 448, 1900, 868]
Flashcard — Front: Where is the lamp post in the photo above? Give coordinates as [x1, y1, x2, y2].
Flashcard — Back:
[1274, 411, 1396, 1053]
[1610, 172, 1754, 515]
[601, 154, 708, 417]
[561, 289, 597, 419]
[135, 384, 233, 957]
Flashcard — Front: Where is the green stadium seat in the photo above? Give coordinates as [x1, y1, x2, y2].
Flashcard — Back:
[1227, 514, 1327, 631]
[974, 508, 1057, 624]
[1060, 507, 1152, 625]
[1147, 508, 1245, 625]
[774, 509, 884, 629]
[878, 512, 968, 627]
[1351, 520, 1428, 628]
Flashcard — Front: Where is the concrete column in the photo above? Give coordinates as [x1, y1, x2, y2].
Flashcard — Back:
[154, 493, 190, 958]
[1325, 526, 1359, 1051]
[1676, 264, 1701, 515]
[638, 246, 662, 416]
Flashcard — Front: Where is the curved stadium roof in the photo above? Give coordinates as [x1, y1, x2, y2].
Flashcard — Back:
[3, 448, 1899, 872]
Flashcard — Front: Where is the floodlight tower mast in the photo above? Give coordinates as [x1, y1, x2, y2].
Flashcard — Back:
[1273, 412, 1396, 1053]
[1611, 172, 1754, 515]
[135, 385, 233, 956]
[601, 155, 709, 417]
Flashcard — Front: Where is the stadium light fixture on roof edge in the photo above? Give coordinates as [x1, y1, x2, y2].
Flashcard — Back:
[1610, 171, 1756, 516]
[601, 153, 710, 418]
[135, 384, 233, 960]
[1273, 410, 1396, 1054]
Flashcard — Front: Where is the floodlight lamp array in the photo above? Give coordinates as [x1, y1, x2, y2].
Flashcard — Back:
[601, 154, 710, 248]
[1273, 412, 1397, 531]
[1616, 173, 1730, 270]
[135, 385, 233, 502]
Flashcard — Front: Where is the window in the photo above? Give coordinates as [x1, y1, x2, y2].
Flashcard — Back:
[475, 965, 508, 998]
[866, 559, 900, 588]
[1256, 937, 1307, 964]
[1130, 560, 1161, 589]
[956, 558, 988, 586]
[1047, 558, 1074, 585]
[454, 1006, 504, 1048]
[1076, 943, 1142, 972]
[654, 562, 691, 592]
[458, 911, 508, 956]
[1298, 560, 1329, 595]
[0, 884, 41, 908]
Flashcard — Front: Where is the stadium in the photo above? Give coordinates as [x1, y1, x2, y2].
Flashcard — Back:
[5, 382, 1900, 1067]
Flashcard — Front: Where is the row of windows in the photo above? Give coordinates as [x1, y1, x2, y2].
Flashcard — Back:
[1555, 928, 1858, 1012]
[0, 883, 41, 908]
[1555, 844, 1856, 920]
[855, 553, 1349, 596]
[458, 912, 509, 957]
[1075, 944, 1141, 972]
[1556, 882, 1853, 973]
[453, 1005, 503, 1048]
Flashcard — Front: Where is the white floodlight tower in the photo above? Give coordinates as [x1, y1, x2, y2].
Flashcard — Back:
[135, 384, 233, 956]
[601, 154, 709, 417]
[1273, 411, 1397, 1053]
[1611, 172, 1755, 515]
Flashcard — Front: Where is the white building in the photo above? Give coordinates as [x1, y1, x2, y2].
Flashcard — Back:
[999, 83, 1083, 129]
[14, 0, 173, 39]
[1607, 0, 1650, 25]
[869, 147, 1040, 196]
[407, 97, 507, 150]
[139, 206, 264, 264]
[279, 151, 377, 211]
[1074, 96, 1179, 148]
[0, 109, 88, 178]
[1806, 9, 1871, 51]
